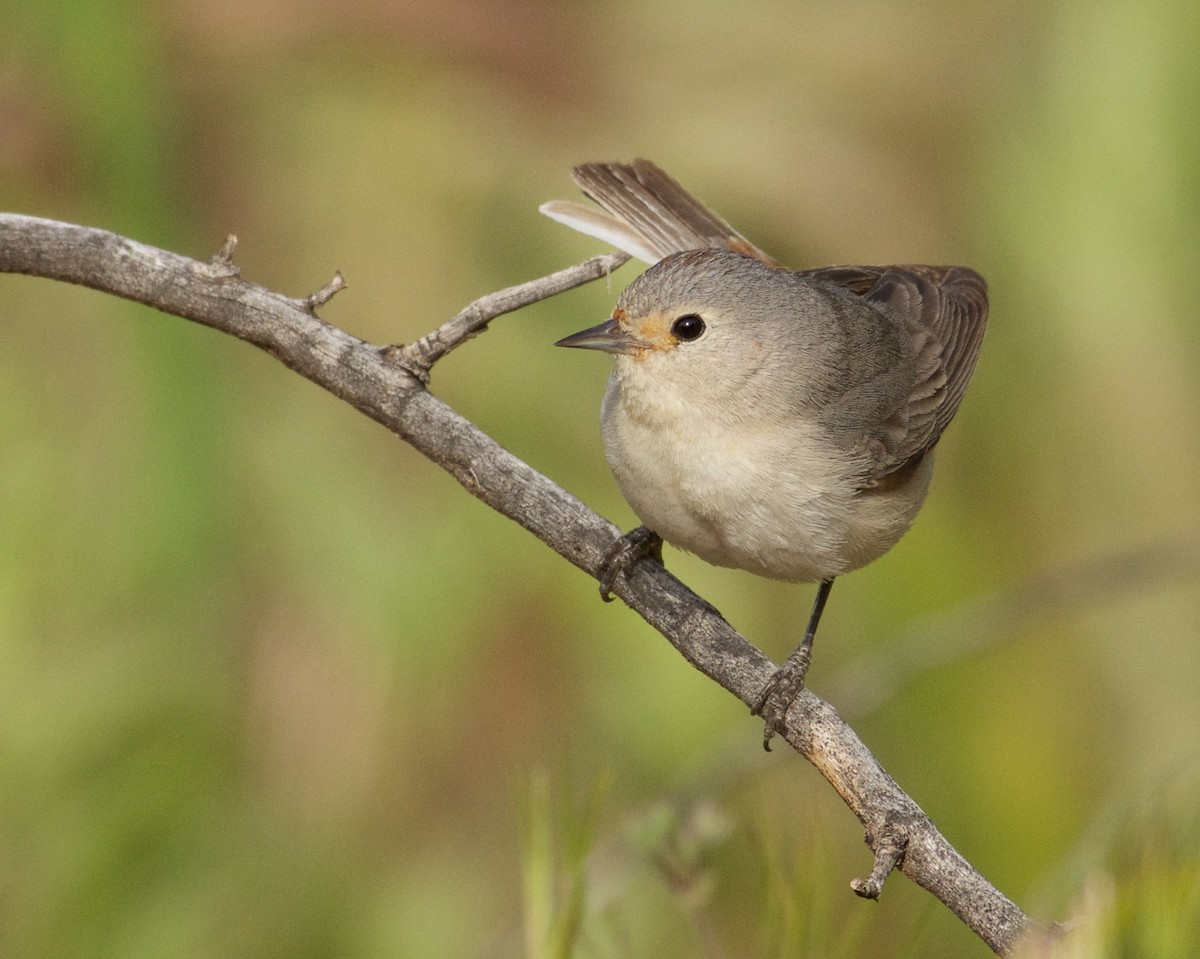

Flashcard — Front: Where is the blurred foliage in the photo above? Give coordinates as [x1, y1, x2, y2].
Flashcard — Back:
[2, 0, 1200, 956]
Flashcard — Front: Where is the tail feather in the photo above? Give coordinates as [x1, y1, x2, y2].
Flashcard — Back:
[542, 159, 779, 266]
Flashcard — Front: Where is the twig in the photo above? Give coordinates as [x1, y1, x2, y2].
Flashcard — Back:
[0, 213, 1041, 955]
[394, 250, 630, 379]
[851, 833, 906, 900]
[306, 271, 347, 311]
[208, 234, 240, 277]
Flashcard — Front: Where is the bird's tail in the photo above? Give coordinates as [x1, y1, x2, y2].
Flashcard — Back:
[540, 159, 779, 267]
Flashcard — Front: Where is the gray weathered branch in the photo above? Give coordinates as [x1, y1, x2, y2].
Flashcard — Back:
[0, 213, 1041, 955]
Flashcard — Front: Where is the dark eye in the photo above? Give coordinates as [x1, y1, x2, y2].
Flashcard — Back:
[671, 313, 706, 342]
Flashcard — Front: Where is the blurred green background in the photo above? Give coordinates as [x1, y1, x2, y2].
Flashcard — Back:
[2, 0, 1199, 956]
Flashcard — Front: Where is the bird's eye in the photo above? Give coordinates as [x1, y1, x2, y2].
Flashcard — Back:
[671, 313, 706, 342]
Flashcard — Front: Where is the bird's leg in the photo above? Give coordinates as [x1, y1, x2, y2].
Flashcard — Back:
[598, 526, 664, 601]
[752, 577, 835, 750]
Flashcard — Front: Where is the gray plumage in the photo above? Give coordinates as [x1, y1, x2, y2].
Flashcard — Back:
[548, 159, 989, 738]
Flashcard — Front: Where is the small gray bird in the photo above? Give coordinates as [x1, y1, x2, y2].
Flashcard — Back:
[543, 160, 987, 746]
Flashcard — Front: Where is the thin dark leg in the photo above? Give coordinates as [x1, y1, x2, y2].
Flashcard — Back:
[797, 576, 834, 662]
[752, 577, 835, 749]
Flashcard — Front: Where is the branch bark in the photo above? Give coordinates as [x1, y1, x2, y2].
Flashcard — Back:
[0, 213, 1042, 955]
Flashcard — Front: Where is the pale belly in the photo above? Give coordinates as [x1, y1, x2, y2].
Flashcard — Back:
[600, 388, 931, 583]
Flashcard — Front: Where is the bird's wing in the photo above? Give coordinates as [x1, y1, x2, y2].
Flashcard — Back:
[804, 264, 989, 480]
[540, 159, 780, 267]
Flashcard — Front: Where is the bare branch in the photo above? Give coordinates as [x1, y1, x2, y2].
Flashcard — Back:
[395, 250, 630, 378]
[0, 213, 1041, 955]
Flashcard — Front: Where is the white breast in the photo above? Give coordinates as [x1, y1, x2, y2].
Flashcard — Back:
[599, 363, 930, 583]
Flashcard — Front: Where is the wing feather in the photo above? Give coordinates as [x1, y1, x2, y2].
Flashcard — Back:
[803, 264, 988, 478]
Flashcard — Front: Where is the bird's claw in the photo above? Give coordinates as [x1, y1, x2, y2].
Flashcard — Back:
[751, 650, 812, 751]
[598, 526, 663, 601]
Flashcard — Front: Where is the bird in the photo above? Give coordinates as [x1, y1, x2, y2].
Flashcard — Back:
[542, 159, 988, 746]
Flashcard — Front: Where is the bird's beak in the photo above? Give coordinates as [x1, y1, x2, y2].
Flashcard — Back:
[554, 318, 639, 355]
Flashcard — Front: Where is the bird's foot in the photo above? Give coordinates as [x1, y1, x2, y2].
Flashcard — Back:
[751, 645, 812, 751]
[598, 526, 663, 601]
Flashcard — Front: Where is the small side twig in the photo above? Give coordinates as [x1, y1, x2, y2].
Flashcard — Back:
[205, 234, 240, 278]
[851, 832, 907, 900]
[306, 271, 347, 312]
[395, 250, 629, 376]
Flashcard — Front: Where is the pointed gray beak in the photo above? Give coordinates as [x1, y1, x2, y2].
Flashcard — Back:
[555, 318, 639, 355]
